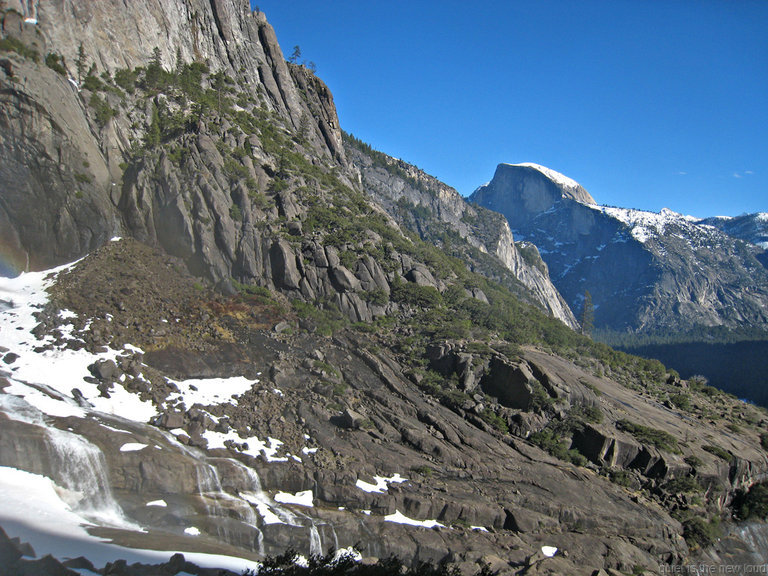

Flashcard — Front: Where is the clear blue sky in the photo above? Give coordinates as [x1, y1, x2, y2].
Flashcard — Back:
[252, 1, 766, 218]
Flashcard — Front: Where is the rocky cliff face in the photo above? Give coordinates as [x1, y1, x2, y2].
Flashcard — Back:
[345, 144, 578, 330]
[0, 0, 343, 277]
[470, 163, 768, 334]
[699, 213, 768, 268]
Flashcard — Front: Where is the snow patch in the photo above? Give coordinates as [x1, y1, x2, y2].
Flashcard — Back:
[355, 473, 407, 494]
[202, 429, 288, 462]
[184, 527, 201, 536]
[274, 490, 313, 507]
[541, 545, 558, 557]
[510, 162, 581, 190]
[384, 510, 444, 529]
[146, 500, 167, 507]
[0, 264, 157, 423]
[594, 205, 701, 244]
[165, 376, 257, 408]
[119, 443, 148, 452]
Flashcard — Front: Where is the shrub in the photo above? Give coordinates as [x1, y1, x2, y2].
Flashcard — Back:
[114, 67, 137, 93]
[361, 289, 388, 307]
[529, 428, 587, 466]
[732, 482, 768, 521]
[681, 516, 720, 549]
[684, 455, 702, 468]
[82, 73, 104, 92]
[292, 299, 348, 337]
[616, 419, 680, 453]
[45, 52, 66, 75]
[664, 476, 702, 494]
[702, 444, 731, 461]
[88, 93, 115, 127]
[479, 409, 509, 434]
[669, 393, 691, 411]
[0, 36, 38, 61]
[390, 278, 442, 308]
[229, 204, 243, 221]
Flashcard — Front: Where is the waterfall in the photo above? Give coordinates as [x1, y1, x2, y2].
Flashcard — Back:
[226, 459, 302, 527]
[44, 427, 139, 530]
[309, 523, 322, 557]
[212, 458, 330, 558]
[194, 461, 266, 554]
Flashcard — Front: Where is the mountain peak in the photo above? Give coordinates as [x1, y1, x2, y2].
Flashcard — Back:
[497, 163, 597, 205]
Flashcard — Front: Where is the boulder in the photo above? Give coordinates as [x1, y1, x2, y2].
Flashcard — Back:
[88, 358, 120, 382]
[480, 357, 539, 410]
[330, 266, 360, 292]
[269, 239, 302, 290]
[405, 264, 437, 287]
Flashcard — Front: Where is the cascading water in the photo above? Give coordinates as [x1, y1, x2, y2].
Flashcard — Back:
[202, 457, 333, 557]
[194, 461, 267, 554]
[309, 524, 322, 557]
[45, 430, 132, 528]
[0, 392, 139, 531]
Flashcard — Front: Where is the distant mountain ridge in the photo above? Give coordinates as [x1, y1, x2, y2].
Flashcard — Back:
[470, 163, 768, 335]
[698, 213, 768, 252]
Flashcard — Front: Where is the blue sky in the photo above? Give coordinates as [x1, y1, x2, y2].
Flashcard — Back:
[252, 1, 766, 218]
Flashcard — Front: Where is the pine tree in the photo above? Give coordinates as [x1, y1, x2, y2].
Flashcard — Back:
[76, 43, 86, 83]
[289, 45, 301, 64]
[581, 290, 594, 337]
[150, 46, 162, 68]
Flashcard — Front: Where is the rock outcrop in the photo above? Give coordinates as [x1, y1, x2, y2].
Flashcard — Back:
[0, 0, 343, 276]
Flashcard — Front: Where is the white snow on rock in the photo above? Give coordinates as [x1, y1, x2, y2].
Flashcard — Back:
[355, 473, 407, 494]
[0, 467, 259, 571]
[541, 545, 558, 557]
[165, 376, 257, 408]
[239, 492, 285, 525]
[0, 265, 158, 423]
[146, 500, 167, 507]
[384, 510, 444, 529]
[593, 205, 701, 244]
[201, 429, 288, 462]
[119, 443, 148, 452]
[184, 527, 201, 536]
[274, 490, 313, 507]
[510, 162, 581, 191]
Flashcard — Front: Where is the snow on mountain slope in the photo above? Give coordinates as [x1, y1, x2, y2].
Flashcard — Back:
[595, 206, 706, 245]
[510, 163, 582, 192]
[699, 212, 768, 250]
[0, 246, 459, 568]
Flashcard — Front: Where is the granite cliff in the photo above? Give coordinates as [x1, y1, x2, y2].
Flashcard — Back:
[2, 2, 768, 574]
[470, 163, 768, 335]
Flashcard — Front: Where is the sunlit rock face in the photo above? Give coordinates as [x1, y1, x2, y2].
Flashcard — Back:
[471, 163, 768, 334]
